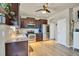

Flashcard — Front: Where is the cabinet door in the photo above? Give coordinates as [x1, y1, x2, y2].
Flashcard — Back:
[5, 41, 28, 56]
[73, 32, 79, 49]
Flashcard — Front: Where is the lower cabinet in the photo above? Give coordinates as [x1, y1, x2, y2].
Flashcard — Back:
[73, 32, 79, 49]
[5, 41, 28, 56]
[36, 33, 43, 42]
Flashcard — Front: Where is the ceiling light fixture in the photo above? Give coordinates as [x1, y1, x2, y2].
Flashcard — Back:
[41, 10, 46, 14]
[35, 3, 51, 14]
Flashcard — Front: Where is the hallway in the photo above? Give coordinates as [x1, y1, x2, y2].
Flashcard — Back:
[29, 40, 79, 56]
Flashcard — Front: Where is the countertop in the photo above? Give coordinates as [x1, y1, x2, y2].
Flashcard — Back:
[5, 34, 28, 43]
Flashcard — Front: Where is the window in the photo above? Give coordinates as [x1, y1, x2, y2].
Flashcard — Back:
[0, 13, 5, 24]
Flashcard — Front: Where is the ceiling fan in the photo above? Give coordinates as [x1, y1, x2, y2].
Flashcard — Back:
[35, 3, 51, 13]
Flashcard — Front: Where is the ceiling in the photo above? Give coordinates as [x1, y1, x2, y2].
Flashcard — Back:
[19, 3, 79, 19]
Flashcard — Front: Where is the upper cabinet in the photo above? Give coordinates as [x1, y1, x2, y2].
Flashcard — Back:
[39, 19, 47, 24]
[20, 17, 47, 28]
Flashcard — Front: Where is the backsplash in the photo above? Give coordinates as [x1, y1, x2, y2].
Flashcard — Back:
[19, 28, 39, 34]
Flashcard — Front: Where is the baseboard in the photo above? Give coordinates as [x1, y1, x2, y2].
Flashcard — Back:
[56, 41, 72, 48]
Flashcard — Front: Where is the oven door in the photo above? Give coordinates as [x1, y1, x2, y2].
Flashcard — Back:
[28, 34, 36, 42]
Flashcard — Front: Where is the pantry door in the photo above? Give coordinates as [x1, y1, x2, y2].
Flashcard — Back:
[57, 19, 67, 46]
[50, 23, 55, 40]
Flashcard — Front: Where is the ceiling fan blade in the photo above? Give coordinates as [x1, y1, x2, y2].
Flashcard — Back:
[46, 9, 51, 13]
[35, 9, 44, 12]
[35, 3, 51, 13]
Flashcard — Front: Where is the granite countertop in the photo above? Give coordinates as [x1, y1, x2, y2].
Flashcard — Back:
[5, 34, 28, 43]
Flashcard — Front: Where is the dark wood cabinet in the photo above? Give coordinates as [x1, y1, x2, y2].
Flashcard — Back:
[21, 17, 36, 28]
[6, 3, 19, 25]
[20, 17, 47, 28]
[5, 41, 28, 56]
[36, 33, 43, 42]
[11, 3, 19, 21]
[39, 19, 47, 24]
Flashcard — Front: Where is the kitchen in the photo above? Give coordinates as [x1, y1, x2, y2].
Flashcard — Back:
[1, 3, 79, 56]
[0, 3, 49, 56]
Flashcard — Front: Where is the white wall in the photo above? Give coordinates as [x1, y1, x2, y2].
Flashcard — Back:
[0, 30, 5, 56]
[49, 8, 71, 47]
[0, 25, 10, 56]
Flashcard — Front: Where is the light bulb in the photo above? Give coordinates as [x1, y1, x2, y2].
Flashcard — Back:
[41, 10, 46, 14]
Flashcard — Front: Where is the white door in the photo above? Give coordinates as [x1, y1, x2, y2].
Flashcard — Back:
[57, 19, 66, 46]
[42, 24, 47, 40]
[50, 23, 55, 40]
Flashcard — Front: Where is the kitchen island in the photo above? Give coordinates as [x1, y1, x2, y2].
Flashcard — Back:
[5, 34, 28, 56]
